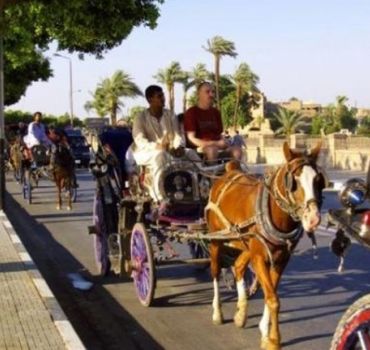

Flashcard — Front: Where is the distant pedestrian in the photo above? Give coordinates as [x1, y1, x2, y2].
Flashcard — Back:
[231, 130, 246, 148]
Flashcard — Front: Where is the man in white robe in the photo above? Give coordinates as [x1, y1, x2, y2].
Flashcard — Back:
[132, 85, 183, 203]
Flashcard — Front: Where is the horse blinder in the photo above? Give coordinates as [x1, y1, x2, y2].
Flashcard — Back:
[284, 172, 297, 192]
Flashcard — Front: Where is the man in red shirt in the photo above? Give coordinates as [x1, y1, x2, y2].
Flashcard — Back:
[184, 82, 241, 161]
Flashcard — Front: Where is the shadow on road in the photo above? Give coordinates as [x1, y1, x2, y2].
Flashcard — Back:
[5, 191, 164, 350]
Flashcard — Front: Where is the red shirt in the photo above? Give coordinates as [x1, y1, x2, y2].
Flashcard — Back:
[184, 106, 223, 146]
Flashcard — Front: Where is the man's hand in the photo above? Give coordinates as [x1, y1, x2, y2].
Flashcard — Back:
[215, 138, 228, 149]
[156, 138, 170, 151]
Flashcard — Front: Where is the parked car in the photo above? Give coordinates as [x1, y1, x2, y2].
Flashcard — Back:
[65, 129, 91, 167]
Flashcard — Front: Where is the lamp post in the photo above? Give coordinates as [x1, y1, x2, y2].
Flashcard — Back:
[54, 53, 74, 127]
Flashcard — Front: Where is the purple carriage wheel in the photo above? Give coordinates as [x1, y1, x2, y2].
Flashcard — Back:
[130, 223, 156, 307]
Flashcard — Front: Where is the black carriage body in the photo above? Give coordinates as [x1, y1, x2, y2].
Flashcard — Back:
[32, 145, 49, 167]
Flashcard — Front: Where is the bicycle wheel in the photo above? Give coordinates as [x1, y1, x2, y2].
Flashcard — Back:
[331, 294, 370, 350]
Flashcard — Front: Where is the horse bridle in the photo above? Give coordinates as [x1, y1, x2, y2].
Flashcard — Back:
[271, 157, 322, 222]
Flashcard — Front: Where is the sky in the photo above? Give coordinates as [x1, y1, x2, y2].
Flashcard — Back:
[9, 0, 370, 119]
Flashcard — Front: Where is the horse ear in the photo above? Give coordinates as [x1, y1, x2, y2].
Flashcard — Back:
[283, 142, 294, 162]
[310, 141, 322, 161]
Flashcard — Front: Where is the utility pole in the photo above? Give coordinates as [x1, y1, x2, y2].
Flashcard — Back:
[54, 53, 74, 127]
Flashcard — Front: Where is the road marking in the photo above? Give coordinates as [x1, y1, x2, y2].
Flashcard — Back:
[55, 320, 86, 350]
[3, 220, 13, 229]
[19, 251, 34, 265]
[10, 233, 22, 244]
[33, 278, 54, 298]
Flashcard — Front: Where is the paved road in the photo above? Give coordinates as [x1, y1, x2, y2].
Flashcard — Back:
[4, 169, 370, 350]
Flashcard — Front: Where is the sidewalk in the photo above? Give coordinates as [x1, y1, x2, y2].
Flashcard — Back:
[0, 211, 84, 350]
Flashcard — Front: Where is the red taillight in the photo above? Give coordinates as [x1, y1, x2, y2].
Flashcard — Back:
[362, 211, 370, 226]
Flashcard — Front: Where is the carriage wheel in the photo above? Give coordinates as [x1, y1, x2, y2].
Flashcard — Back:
[130, 223, 156, 307]
[31, 172, 39, 188]
[330, 294, 370, 350]
[23, 170, 32, 204]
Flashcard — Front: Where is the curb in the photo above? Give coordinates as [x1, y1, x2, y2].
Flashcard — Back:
[0, 210, 86, 350]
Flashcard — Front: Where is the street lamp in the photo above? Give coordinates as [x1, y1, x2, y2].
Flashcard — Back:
[54, 53, 74, 127]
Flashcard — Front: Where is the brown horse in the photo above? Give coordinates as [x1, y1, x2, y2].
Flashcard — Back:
[9, 139, 23, 181]
[206, 142, 325, 350]
[51, 144, 75, 211]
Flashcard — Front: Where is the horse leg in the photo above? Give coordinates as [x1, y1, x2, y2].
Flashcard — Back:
[254, 256, 281, 350]
[259, 261, 288, 350]
[56, 180, 62, 210]
[66, 177, 72, 211]
[210, 241, 224, 325]
[233, 249, 250, 328]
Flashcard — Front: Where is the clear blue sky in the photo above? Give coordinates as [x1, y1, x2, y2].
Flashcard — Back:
[9, 0, 370, 118]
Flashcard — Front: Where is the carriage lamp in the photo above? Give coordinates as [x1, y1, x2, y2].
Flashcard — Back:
[339, 178, 368, 208]
[359, 211, 370, 240]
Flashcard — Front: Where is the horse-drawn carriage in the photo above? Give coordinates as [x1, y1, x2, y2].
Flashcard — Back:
[8, 129, 78, 207]
[89, 138, 243, 305]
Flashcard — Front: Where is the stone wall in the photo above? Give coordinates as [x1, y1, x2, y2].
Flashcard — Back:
[244, 133, 370, 170]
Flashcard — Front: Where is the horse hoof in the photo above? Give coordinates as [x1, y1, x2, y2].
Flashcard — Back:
[66, 206, 72, 211]
[260, 337, 269, 349]
[261, 339, 280, 350]
[212, 313, 224, 326]
[233, 312, 247, 328]
[56, 205, 61, 210]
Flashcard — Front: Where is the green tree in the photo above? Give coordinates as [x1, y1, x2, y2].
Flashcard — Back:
[190, 63, 211, 86]
[186, 63, 212, 107]
[2, 0, 163, 105]
[357, 116, 370, 136]
[313, 97, 358, 134]
[203, 36, 237, 111]
[335, 96, 357, 131]
[178, 71, 191, 113]
[231, 62, 259, 129]
[85, 70, 142, 125]
[274, 108, 305, 137]
[4, 109, 84, 127]
[154, 61, 184, 113]
[126, 105, 146, 126]
[310, 115, 326, 135]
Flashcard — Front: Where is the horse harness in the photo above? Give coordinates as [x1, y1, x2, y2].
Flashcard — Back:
[204, 159, 325, 263]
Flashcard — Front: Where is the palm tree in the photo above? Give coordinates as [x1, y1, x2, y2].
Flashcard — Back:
[154, 61, 184, 113]
[274, 108, 305, 137]
[84, 96, 105, 117]
[203, 36, 237, 111]
[190, 63, 211, 86]
[178, 71, 191, 113]
[85, 70, 142, 125]
[231, 62, 259, 129]
[336, 95, 349, 106]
